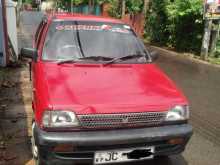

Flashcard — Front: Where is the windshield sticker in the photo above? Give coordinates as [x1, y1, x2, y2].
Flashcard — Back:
[124, 25, 131, 29]
[56, 25, 100, 31]
[55, 25, 130, 34]
[101, 24, 112, 30]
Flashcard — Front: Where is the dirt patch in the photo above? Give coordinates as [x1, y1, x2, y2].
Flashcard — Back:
[0, 69, 7, 89]
[0, 64, 32, 165]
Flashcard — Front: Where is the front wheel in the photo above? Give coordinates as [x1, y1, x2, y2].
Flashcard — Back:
[31, 122, 43, 165]
[154, 155, 170, 164]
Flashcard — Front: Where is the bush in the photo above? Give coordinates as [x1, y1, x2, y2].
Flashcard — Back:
[145, 0, 204, 54]
[107, 0, 122, 18]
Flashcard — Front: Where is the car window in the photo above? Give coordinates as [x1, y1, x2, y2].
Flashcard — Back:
[42, 21, 148, 62]
[35, 21, 43, 44]
[35, 21, 46, 48]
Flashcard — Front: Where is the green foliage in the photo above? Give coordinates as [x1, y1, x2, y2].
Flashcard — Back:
[107, 0, 144, 18]
[23, 0, 33, 4]
[56, 0, 144, 18]
[145, 0, 204, 54]
[57, 0, 109, 12]
[57, 0, 108, 6]
[126, 0, 143, 14]
[107, 0, 121, 18]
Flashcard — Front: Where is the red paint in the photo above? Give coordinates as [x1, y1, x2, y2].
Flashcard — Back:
[31, 14, 188, 127]
[47, 13, 124, 24]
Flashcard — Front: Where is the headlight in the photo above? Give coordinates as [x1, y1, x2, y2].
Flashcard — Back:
[165, 105, 189, 121]
[42, 111, 79, 128]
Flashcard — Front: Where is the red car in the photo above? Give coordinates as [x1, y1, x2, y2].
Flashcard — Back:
[21, 13, 193, 165]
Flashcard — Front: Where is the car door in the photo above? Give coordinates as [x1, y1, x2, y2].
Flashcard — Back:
[32, 19, 47, 112]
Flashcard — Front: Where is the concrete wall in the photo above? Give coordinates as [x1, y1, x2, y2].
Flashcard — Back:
[6, 0, 18, 58]
[0, 0, 6, 67]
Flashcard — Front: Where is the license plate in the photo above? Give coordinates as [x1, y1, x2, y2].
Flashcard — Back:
[94, 147, 154, 164]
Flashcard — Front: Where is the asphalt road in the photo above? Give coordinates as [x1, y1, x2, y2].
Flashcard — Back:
[1, 11, 219, 165]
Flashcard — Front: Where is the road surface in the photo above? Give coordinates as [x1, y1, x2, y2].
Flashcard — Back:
[0, 11, 219, 165]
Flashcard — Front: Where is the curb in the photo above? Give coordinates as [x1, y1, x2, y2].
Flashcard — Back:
[147, 44, 220, 69]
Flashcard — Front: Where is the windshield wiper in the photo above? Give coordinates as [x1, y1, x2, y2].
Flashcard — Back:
[103, 54, 146, 66]
[57, 59, 77, 65]
[57, 56, 113, 65]
[78, 56, 113, 61]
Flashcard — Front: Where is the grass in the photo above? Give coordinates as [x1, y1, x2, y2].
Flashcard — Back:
[208, 57, 220, 65]
[210, 40, 220, 65]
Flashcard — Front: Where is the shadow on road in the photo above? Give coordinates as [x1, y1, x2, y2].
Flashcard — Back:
[117, 155, 187, 165]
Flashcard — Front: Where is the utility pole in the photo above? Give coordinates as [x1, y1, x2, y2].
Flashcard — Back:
[201, 19, 213, 60]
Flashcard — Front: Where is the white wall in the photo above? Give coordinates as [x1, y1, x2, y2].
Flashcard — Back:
[6, 0, 18, 58]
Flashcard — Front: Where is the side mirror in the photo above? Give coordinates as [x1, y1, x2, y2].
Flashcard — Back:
[150, 51, 159, 62]
[20, 48, 38, 61]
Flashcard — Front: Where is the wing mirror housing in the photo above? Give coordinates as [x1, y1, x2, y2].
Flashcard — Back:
[20, 48, 38, 61]
[150, 51, 159, 62]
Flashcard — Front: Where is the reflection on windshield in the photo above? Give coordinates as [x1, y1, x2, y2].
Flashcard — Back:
[42, 21, 148, 63]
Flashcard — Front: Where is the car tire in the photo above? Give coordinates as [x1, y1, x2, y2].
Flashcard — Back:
[32, 122, 43, 165]
[33, 157, 43, 165]
[154, 155, 170, 164]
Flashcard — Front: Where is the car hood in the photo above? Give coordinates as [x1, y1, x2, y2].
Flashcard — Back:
[41, 63, 187, 114]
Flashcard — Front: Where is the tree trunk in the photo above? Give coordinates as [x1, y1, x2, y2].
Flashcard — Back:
[121, 0, 126, 18]
[143, 0, 150, 14]
[70, 0, 73, 13]
[88, 0, 92, 14]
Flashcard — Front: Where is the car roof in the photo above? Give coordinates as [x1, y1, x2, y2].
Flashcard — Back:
[47, 13, 125, 24]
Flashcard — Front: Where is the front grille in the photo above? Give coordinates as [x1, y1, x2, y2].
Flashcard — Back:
[78, 112, 167, 129]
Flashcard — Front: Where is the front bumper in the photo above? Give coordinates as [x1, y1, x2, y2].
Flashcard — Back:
[34, 124, 193, 165]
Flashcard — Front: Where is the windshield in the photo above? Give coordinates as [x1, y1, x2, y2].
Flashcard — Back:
[42, 21, 149, 63]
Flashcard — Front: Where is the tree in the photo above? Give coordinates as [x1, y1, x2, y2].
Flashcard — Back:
[125, 0, 143, 14]
[56, 0, 147, 17]
[145, 0, 204, 54]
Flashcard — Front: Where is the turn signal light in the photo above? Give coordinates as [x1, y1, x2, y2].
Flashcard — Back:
[53, 144, 75, 152]
[168, 138, 184, 145]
